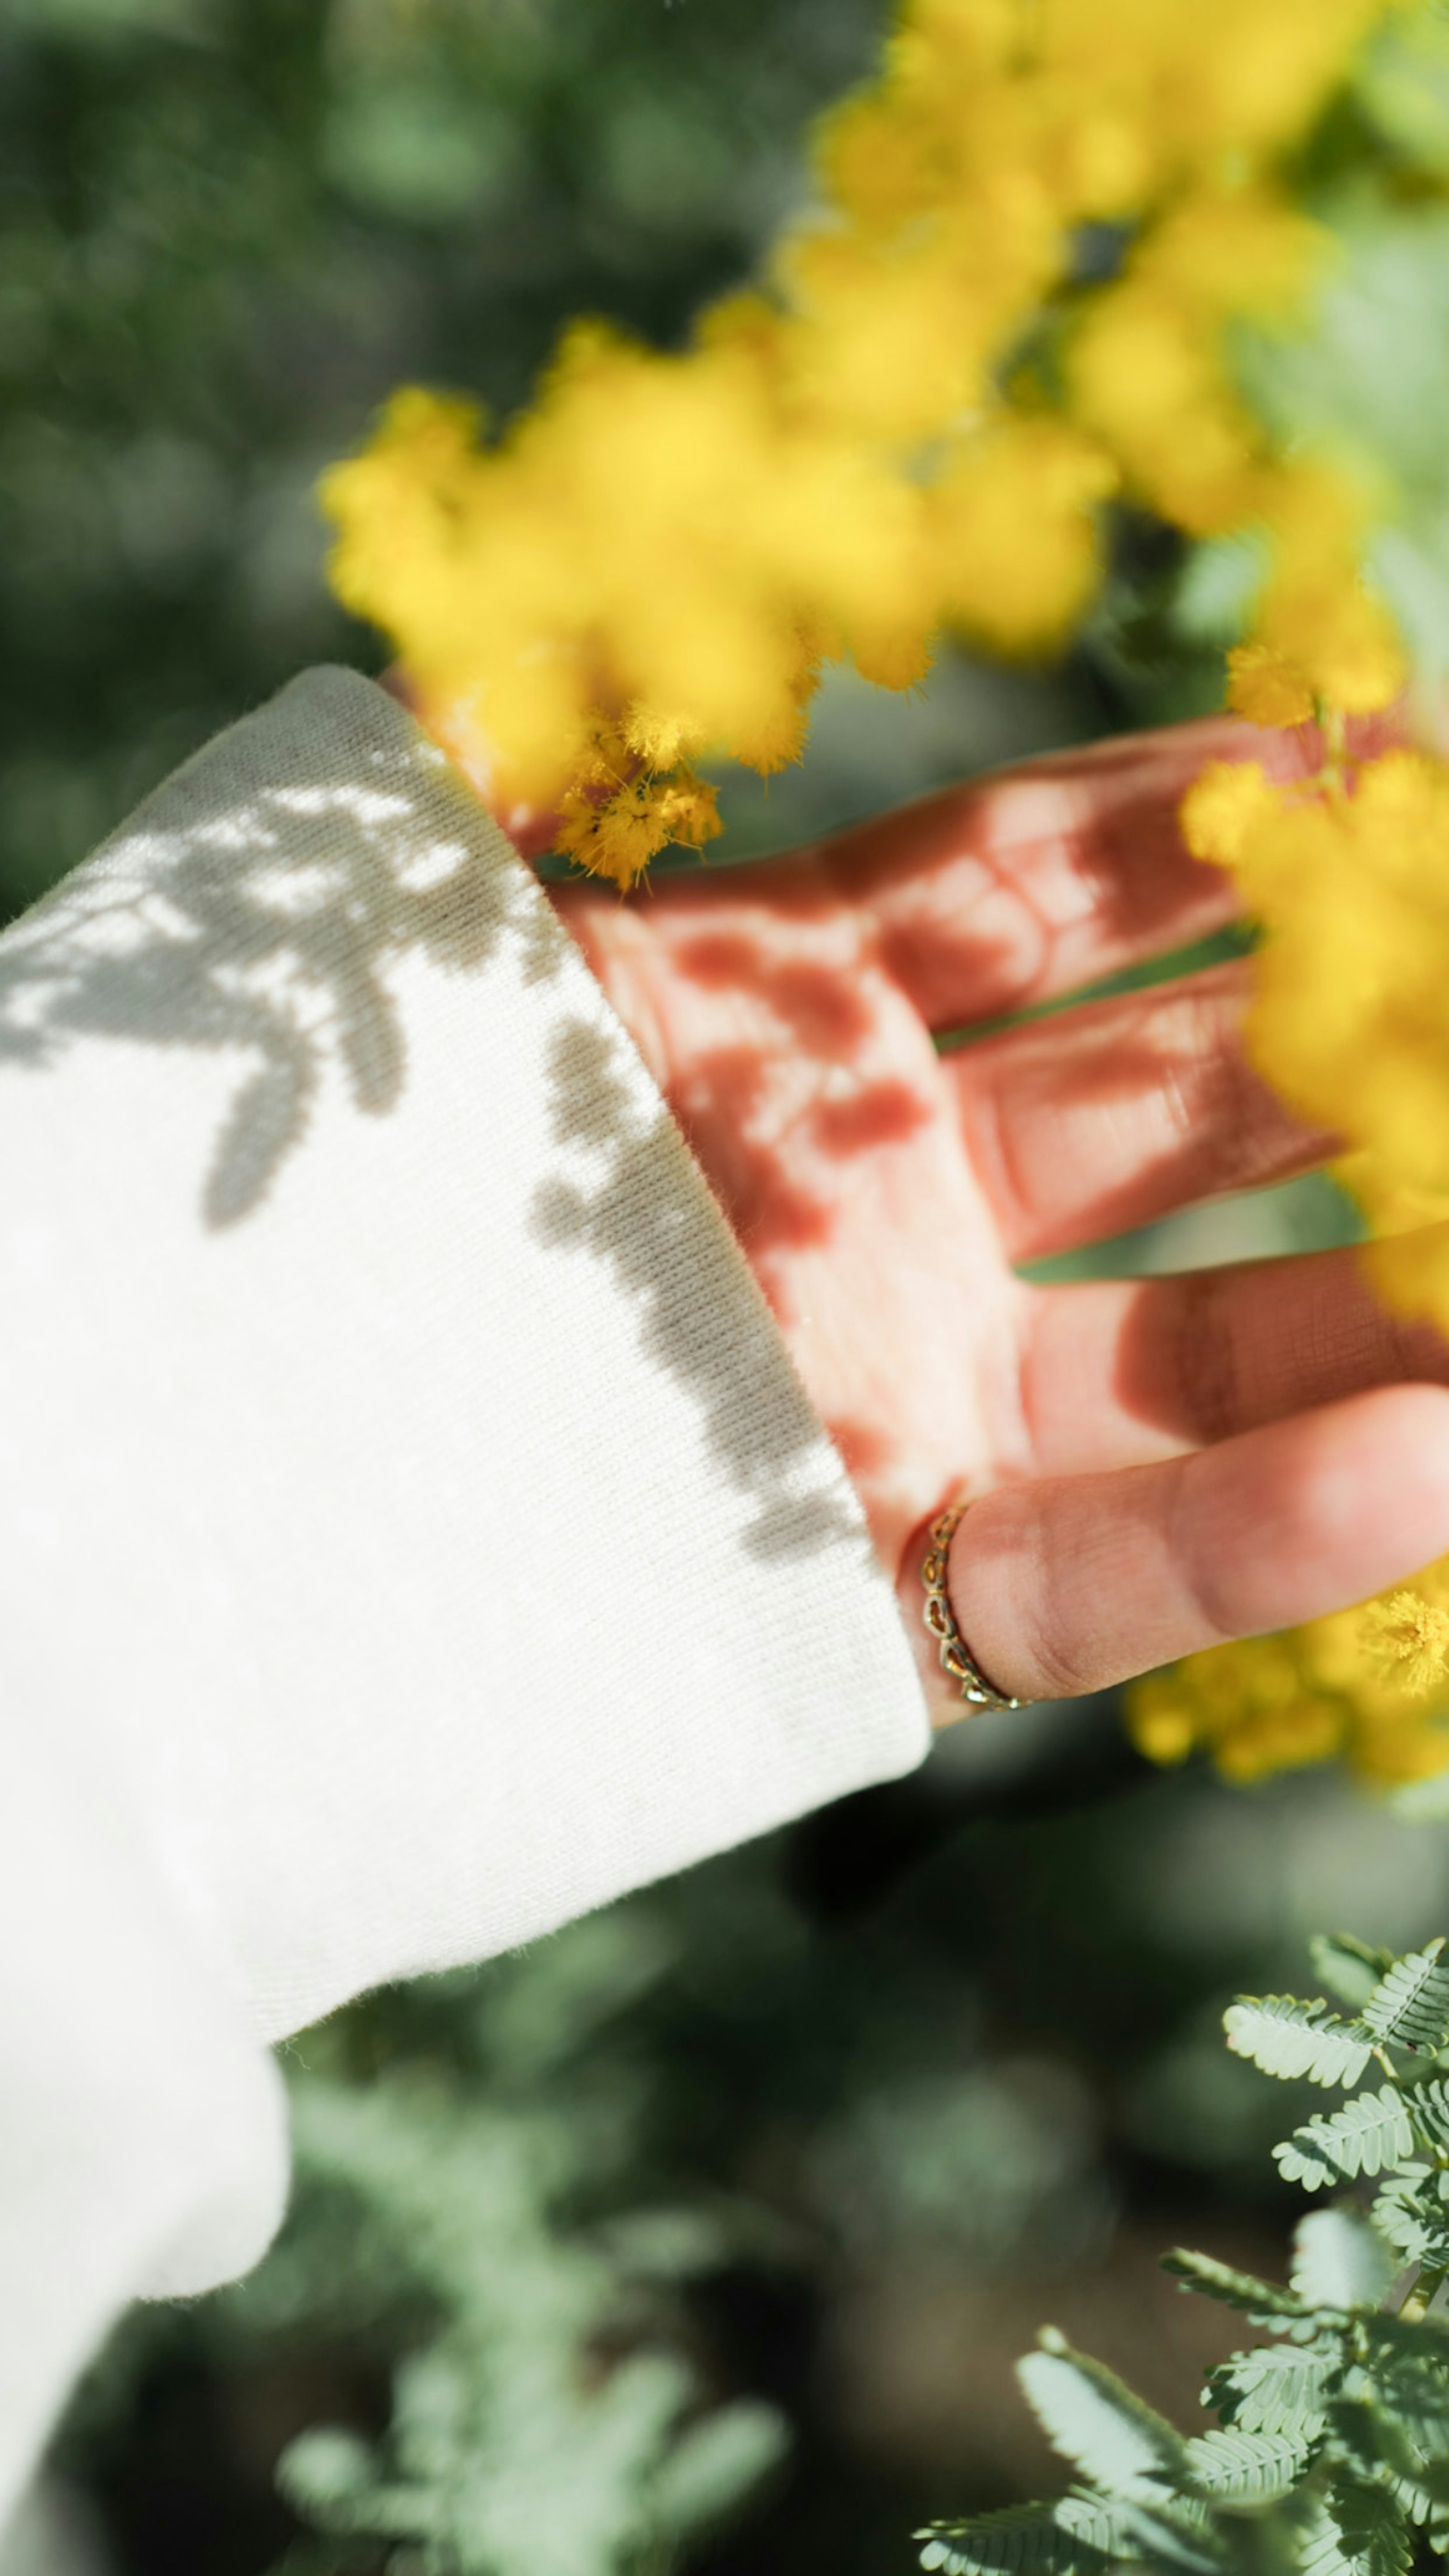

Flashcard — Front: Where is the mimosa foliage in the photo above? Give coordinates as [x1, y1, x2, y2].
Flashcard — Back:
[919, 1931, 1449, 2576]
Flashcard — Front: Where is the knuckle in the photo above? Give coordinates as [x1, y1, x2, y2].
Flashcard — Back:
[1169, 1267, 1244, 1447]
[1156, 972, 1297, 1195]
[1163, 1459, 1240, 1646]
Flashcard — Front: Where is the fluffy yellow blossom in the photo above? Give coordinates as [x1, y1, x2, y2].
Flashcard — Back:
[1129, 1634, 1346, 1785]
[1128, 1573, 1449, 1790]
[1146, 724, 1449, 1798]
[1224, 644, 1316, 731]
[554, 769, 722, 892]
[930, 422, 1118, 657]
[1180, 760, 1278, 867]
[1249, 463, 1409, 713]
[1363, 1589, 1449, 1695]
[324, 0, 1409, 883]
[1189, 751, 1449, 1281]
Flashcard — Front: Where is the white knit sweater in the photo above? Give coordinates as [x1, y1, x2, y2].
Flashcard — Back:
[0, 668, 928, 2513]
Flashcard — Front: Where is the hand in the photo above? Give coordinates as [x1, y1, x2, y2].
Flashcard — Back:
[494, 712, 1449, 1724]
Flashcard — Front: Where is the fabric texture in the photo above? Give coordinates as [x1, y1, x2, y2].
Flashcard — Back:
[0, 667, 928, 2513]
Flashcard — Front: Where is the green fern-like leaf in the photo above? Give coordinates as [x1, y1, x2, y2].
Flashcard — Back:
[1183, 2424, 1319, 2504]
[1099, 2497, 1222, 2576]
[1326, 2392, 1433, 2493]
[1208, 2343, 1338, 2439]
[1372, 2353, 1449, 2459]
[1297, 2480, 1411, 2576]
[1018, 2336, 1186, 2503]
[1275, 2087, 1415, 2192]
[1312, 1938, 1398, 2014]
[1364, 1943, 1449, 2053]
[1374, 2167, 1449, 2267]
[1224, 1998, 1374, 2089]
[1053, 2498, 1133, 2556]
[1327, 2396, 1449, 2534]
[1161, 2249, 1309, 2319]
[915, 2505, 1111, 2575]
[1401, 2078, 1449, 2152]
[913, 1936, 1449, 2576]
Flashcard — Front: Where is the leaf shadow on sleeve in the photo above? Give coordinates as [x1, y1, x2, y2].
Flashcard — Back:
[0, 672, 559, 1227]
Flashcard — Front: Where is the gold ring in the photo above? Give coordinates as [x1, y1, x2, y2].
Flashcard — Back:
[920, 1500, 1032, 1713]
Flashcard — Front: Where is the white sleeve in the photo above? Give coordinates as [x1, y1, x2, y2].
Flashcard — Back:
[0, 666, 928, 2510]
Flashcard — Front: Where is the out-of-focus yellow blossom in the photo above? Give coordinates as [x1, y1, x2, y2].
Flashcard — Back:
[1251, 466, 1409, 714]
[1225, 644, 1316, 731]
[1184, 746, 1449, 1296]
[323, 0, 1412, 882]
[1068, 188, 1325, 537]
[929, 422, 1118, 657]
[1159, 647, 1449, 1795]
[1128, 1583, 1449, 1790]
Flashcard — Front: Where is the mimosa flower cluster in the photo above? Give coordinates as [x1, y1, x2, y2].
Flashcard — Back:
[1129, 1583, 1449, 1790]
[321, 0, 1407, 880]
[1133, 675, 1449, 1787]
[322, 0, 1449, 1784]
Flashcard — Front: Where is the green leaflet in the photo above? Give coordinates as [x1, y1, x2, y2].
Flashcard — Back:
[916, 2501, 1206, 2576]
[1363, 1944, 1449, 2054]
[1367, 2354, 1449, 2461]
[1104, 2498, 1224, 2576]
[1209, 2344, 1338, 2440]
[1292, 2210, 1398, 2312]
[1053, 2497, 1133, 2556]
[1296, 2480, 1412, 2576]
[1275, 2087, 1415, 2192]
[1372, 2172, 1443, 2267]
[1402, 2077, 1449, 2152]
[650, 2402, 791, 2533]
[1161, 2249, 1309, 2318]
[1183, 2425, 1319, 2505]
[914, 2505, 1112, 2576]
[1224, 1998, 1375, 2090]
[1017, 2338, 1187, 2504]
[1326, 2391, 1434, 2495]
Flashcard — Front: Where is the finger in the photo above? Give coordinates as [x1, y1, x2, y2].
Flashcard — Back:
[817, 711, 1396, 1035]
[1018, 1232, 1449, 1477]
[931, 1385, 1449, 1709]
[948, 957, 1334, 1261]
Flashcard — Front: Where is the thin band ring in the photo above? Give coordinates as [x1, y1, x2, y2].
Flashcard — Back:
[920, 1500, 1032, 1713]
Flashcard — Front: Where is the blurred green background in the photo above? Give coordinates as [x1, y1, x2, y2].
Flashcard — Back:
[9, 2, 1449, 2572]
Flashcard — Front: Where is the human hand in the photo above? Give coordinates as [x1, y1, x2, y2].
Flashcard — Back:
[456, 706, 1449, 1726]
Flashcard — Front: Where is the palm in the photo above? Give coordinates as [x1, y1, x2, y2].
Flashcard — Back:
[555, 826, 1023, 1576]
[549, 719, 1449, 1719]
